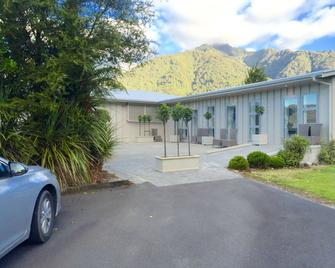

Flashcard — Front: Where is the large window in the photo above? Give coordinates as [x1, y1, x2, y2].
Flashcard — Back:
[207, 106, 215, 136]
[227, 106, 236, 129]
[303, 93, 317, 124]
[249, 100, 260, 140]
[191, 110, 198, 137]
[128, 104, 159, 122]
[284, 97, 298, 138]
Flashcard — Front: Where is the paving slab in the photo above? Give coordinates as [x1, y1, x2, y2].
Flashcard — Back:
[104, 142, 281, 187]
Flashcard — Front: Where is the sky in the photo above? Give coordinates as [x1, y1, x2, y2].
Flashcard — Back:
[148, 0, 335, 54]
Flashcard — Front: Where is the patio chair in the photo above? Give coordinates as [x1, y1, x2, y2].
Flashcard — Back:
[195, 128, 209, 144]
[298, 123, 322, 145]
[213, 128, 238, 148]
[151, 128, 162, 142]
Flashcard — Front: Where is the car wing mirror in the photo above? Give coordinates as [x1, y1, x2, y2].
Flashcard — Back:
[9, 162, 28, 176]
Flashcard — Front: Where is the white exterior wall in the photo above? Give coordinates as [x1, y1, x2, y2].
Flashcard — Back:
[167, 82, 330, 145]
[105, 103, 167, 143]
[331, 77, 335, 140]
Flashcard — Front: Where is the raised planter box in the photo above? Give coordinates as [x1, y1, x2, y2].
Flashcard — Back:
[169, 135, 180, 143]
[155, 155, 200, 172]
[301, 145, 321, 166]
[202, 136, 214, 145]
[252, 134, 268, 145]
[135, 136, 154, 143]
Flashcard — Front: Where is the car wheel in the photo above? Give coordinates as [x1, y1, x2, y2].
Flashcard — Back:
[30, 190, 55, 243]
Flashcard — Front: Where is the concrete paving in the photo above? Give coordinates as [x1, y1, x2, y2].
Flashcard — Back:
[2, 179, 335, 268]
[104, 142, 281, 187]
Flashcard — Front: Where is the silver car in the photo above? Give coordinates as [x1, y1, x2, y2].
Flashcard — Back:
[0, 157, 61, 259]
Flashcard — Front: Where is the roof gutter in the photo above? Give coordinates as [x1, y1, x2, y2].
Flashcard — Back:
[312, 77, 333, 140]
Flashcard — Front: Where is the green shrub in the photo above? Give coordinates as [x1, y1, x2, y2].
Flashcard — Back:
[228, 156, 249, 170]
[279, 135, 310, 167]
[319, 140, 335, 164]
[247, 151, 270, 169]
[268, 156, 285, 169]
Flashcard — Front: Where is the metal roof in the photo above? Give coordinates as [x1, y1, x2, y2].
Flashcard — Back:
[106, 90, 177, 104]
[106, 69, 335, 105]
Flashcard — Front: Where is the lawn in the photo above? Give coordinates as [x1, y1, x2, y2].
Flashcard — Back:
[247, 166, 335, 204]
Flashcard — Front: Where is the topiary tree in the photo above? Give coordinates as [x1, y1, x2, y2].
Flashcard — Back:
[147, 115, 152, 135]
[142, 114, 148, 136]
[157, 104, 171, 157]
[182, 107, 193, 156]
[228, 156, 249, 170]
[203, 111, 213, 136]
[138, 115, 143, 136]
[171, 103, 184, 156]
[278, 135, 310, 167]
[247, 151, 270, 169]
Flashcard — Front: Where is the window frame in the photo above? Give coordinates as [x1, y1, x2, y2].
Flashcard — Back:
[226, 105, 236, 129]
[248, 100, 261, 141]
[302, 93, 319, 124]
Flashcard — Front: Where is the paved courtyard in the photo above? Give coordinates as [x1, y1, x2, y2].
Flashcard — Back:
[104, 142, 281, 186]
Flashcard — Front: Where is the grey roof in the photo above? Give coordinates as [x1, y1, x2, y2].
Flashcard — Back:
[164, 69, 335, 104]
[106, 69, 335, 105]
[106, 90, 177, 104]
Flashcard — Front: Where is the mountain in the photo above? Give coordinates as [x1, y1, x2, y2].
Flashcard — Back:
[121, 44, 335, 96]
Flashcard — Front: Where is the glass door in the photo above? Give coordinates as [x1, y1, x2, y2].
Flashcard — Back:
[284, 97, 298, 138]
[227, 106, 236, 129]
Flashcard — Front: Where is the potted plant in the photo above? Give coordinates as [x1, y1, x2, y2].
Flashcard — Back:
[155, 104, 200, 172]
[252, 104, 268, 145]
[182, 107, 193, 156]
[136, 114, 154, 143]
[202, 111, 214, 145]
[171, 103, 184, 156]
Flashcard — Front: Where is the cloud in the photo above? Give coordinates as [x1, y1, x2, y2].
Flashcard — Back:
[151, 0, 335, 51]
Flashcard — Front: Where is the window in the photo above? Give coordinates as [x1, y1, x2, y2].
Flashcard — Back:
[227, 106, 236, 129]
[128, 104, 145, 121]
[249, 100, 260, 140]
[145, 106, 159, 122]
[284, 97, 298, 138]
[207, 106, 215, 136]
[0, 163, 10, 178]
[303, 93, 317, 124]
[191, 110, 198, 137]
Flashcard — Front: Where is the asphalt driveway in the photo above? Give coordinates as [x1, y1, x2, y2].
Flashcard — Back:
[1, 179, 335, 268]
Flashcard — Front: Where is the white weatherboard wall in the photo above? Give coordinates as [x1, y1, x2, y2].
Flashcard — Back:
[106, 103, 167, 143]
[167, 82, 330, 145]
[332, 77, 335, 140]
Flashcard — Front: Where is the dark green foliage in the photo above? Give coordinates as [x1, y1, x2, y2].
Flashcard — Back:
[228, 156, 249, 171]
[203, 111, 212, 121]
[268, 156, 285, 169]
[0, 0, 152, 189]
[277, 135, 310, 167]
[247, 151, 270, 169]
[319, 140, 335, 164]
[255, 105, 265, 115]
[171, 103, 184, 156]
[244, 65, 267, 84]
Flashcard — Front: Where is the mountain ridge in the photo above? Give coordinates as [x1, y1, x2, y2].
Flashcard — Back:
[121, 44, 335, 96]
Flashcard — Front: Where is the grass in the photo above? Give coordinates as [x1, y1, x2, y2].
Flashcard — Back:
[246, 166, 335, 204]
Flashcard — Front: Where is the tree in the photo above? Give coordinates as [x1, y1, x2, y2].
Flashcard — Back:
[171, 103, 184, 156]
[244, 65, 267, 84]
[0, 0, 153, 189]
[203, 111, 213, 136]
[138, 115, 143, 136]
[147, 115, 152, 135]
[157, 104, 171, 158]
[182, 107, 193, 156]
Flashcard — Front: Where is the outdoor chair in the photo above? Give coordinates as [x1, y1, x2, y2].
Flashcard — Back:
[195, 128, 210, 144]
[213, 128, 238, 148]
[298, 124, 322, 145]
[151, 128, 162, 142]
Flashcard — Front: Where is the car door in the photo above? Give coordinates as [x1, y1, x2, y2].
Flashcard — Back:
[0, 162, 35, 256]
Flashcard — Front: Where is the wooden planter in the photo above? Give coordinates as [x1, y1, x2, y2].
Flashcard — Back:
[251, 134, 268, 145]
[155, 155, 200, 172]
[135, 136, 154, 143]
[201, 136, 214, 145]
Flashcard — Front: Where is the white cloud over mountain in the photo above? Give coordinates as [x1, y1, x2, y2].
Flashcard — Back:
[151, 0, 335, 50]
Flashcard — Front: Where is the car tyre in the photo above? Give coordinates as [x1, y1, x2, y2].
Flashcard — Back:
[29, 190, 55, 243]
